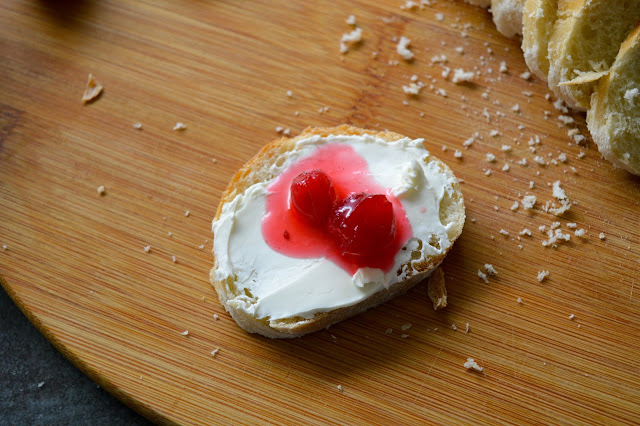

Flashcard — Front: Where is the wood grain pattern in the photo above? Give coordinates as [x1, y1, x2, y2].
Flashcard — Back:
[1, 0, 639, 424]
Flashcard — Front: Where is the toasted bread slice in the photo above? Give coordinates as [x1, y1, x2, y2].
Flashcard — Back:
[587, 25, 640, 175]
[210, 126, 465, 338]
[491, 0, 525, 38]
[547, 0, 640, 110]
[522, 0, 558, 80]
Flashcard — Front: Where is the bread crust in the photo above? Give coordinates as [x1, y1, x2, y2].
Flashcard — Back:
[587, 25, 640, 175]
[211, 125, 465, 338]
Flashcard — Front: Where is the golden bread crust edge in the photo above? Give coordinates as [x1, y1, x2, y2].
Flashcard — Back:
[210, 125, 465, 338]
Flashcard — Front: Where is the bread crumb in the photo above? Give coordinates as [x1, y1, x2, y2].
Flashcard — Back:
[211, 348, 219, 357]
[144, 245, 151, 253]
[213, 314, 219, 320]
[569, 314, 575, 320]
[385, 328, 393, 334]
[403, 82, 424, 95]
[549, 181, 571, 215]
[454, 150, 463, 158]
[452, 68, 474, 84]
[537, 270, 549, 282]
[133, 123, 143, 130]
[519, 228, 532, 236]
[402, 323, 412, 331]
[501, 144, 512, 151]
[37, 382, 45, 388]
[484, 264, 498, 275]
[478, 269, 489, 283]
[502, 163, 510, 172]
[510, 201, 519, 211]
[452, 324, 457, 331]
[599, 232, 606, 240]
[172, 255, 177, 263]
[464, 358, 484, 372]
[185, 210, 190, 217]
[337, 385, 343, 391]
[499, 229, 509, 236]
[1, 245, 7, 250]
[522, 195, 536, 210]
[397, 36, 414, 60]
[401, 334, 410, 338]
[81, 73, 103, 104]
[575, 229, 586, 237]
[511, 104, 521, 113]
[173, 122, 187, 131]
[340, 27, 363, 53]
[517, 297, 522, 304]
[346, 14, 356, 25]
[486, 153, 496, 162]
[520, 71, 531, 80]
[181, 330, 189, 336]
[427, 267, 448, 310]
[499, 61, 508, 73]
[97, 185, 106, 196]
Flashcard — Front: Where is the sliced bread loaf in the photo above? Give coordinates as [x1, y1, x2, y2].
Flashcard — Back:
[491, 0, 526, 38]
[587, 25, 640, 175]
[522, 0, 558, 80]
[548, 0, 640, 110]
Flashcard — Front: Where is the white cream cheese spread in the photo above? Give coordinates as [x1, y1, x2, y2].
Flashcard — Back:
[212, 133, 458, 321]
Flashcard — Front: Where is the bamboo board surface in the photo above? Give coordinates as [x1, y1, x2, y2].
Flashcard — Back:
[1, 0, 639, 423]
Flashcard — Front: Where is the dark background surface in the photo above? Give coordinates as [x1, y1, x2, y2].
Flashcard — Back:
[0, 286, 152, 425]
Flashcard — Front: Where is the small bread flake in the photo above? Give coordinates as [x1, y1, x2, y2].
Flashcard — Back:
[172, 255, 177, 263]
[452, 324, 457, 331]
[435, 12, 444, 21]
[537, 270, 549, 282]
[464, 358, 484, 372]
[173, 122, 187, 131]
[522, 195, 536, 210]
[502, 163, 510, 172]
[402, 323, 412, 331]
[346, 14, 356, 25]
[486, 153, 496, 163]
[465, 322, 470, 333]
[144, 245, 151, 253]
[519, 228, 532, 236]
[511, 103, 521, 113]
[517, 297, 522, 304]
[575, 229, 586, 237]
[1, 245, 7, 250]
[499, 229, 509, 236]
[569, 314, 575, 320]
[397, 36, 414, 60]
[81, 73, 103, 104]
[599, 232, 606, 240]
[427, 267, 447, 310]
[403, 82, 424, 95]
[452, 69, 474, 84]
[510, 201, 519, 211]
[337, 385, 344, 392]
[97, 185, 106, 196]
[211, 348, 219, 357]
[478, 269, 489, 283]
[520, 71, 532, 80]
[340, 27, 363, 53]
[501, 144, 512, 152]
[185, 210, 190, 217]
[181, 330, 189, 336]
[385, 328, 393, 334]
[499, 61, 508, 73]
[133, 123, 143, 130]
[484, 264, 498, 275]
[454, 150, 463, 158]
[213, 314, 219, 320]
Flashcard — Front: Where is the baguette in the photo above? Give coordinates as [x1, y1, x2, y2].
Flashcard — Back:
[491, 0, 526, 38]
[522, 0, 558, 80]
[547, 0, 640, 110]
[587, 25, 640, 176]
[210, 125, 465, 338]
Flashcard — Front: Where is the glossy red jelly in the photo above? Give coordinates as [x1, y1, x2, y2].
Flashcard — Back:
[262, 143, 412, 275]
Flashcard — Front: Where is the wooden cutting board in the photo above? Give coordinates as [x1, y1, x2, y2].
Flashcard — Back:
[1, 0, 639, 423]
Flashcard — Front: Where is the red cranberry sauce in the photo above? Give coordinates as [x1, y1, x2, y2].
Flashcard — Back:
[262, 143, 412, 275]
